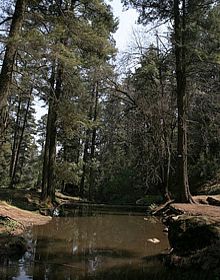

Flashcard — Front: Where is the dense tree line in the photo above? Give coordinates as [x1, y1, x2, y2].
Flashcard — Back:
[0, 0, 220, 205]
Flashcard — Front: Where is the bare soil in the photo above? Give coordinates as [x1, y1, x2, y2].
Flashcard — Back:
[170, 195, 220, 221]
[0, 188, 83, 237]
[0, 199, 51, 257]
[0, 201, 51, 234]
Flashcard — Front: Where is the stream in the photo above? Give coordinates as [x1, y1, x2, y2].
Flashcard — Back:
[0, 206, 215, 279]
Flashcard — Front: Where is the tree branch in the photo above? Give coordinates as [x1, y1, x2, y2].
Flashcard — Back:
[0, 17, 13, 26]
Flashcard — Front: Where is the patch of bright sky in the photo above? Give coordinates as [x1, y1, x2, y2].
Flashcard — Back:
[109, 0, 139, 52]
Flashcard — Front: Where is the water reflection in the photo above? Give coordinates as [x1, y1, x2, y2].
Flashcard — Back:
[0, 208, 216, 279]
[31, 212, 168, 277]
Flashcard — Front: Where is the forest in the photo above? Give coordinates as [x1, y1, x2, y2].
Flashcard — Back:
[1, 1, 220, 279]
[0, 0, 220, 206]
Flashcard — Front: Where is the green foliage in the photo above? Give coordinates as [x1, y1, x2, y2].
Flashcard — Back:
[1, 0, 220, 204]
[56, 161, 82, 186]
[0, 216, 19, 233]
[119, 0, 220, 199]
[100, 168, 142, 204]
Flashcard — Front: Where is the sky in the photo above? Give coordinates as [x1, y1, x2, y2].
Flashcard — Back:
[109, 0, 138, 51]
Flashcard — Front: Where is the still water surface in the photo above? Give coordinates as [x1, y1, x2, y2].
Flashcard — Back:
[0, 207, 216, 279]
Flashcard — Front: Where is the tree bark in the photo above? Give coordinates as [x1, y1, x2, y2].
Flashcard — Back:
[41, 0, 65, 203]
[174, 0, 193, 203]
[79, 82, 99, 199]
[9, 96, 22, 179]
[156, 34, 171, 201]
[79, 130, 90, 197]
[9, 90, 32, 188]
[41, 64, 55, 201]
[47, 65, 63, 202]
[41, 62, 63, 203]
[61, 143, 67, 193]
[0, 0, 26, 144]
[88, 82, 99, 200]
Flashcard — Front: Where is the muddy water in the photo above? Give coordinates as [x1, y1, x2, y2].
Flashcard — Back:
[0, 208, 215, 279]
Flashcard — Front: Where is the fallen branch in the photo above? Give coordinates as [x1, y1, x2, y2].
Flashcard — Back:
[152, 200, 175, 216]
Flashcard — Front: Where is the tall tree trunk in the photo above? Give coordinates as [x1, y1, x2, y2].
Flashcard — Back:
[9, 91, 31, 188]
[79, 82, 98, 198]
[41, 65, 55, 201]
[61, 143, 66, 193]
[0, 0, 26, 143]
[9, 96, 22, 179]
[41, 0, 65, 203]
[75, 137, 80, 164]
[79, 130, 90, 197]
[165, 140, 171, 200]
[41, 103, 52, 200]
[156, 34, 171, 201]
[47, 65, 63, 202]
[174, 0, 193, 203]
[41, 63, 63, 203]
[88, 82, 99, 201]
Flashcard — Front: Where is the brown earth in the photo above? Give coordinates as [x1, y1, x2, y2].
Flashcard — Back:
[169, 195, 220, 222]
[0, 200, 51, 257]
[171, 203, 220, 219]
[193, 194, 220, 205]
[0, 188, 85, 238]
[0, 201, 51, 234]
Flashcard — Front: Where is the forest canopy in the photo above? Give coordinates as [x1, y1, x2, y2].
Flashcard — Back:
[0, 0, 220, 205]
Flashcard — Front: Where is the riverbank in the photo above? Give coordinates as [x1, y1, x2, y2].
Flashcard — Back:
[1, 188, 220, 274]
[0, 188, 85, 257]
[0, 201, 51, 257]
[0, 188, 146, 257]
[156, 196, 220, 275]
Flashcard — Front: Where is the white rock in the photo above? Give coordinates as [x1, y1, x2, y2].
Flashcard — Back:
[147, 238, 160, 244]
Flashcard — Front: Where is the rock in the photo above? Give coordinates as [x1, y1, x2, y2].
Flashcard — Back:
[163, 227, 169, 233]
[166, 242, 220, 272]
[207, 196, 220, 206]
[0, 235, 27, 257]
[162, 203, 220, 271]
[147, 238, 160, 244]
[168, 215, 220, 256]
[171, 215, 180, 221]
[6, 237, 27, 256]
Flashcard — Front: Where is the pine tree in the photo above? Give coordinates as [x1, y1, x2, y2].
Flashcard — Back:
[36, 0, 117, 203]
[122, 0, 217, 202]
[9, 91, 37, 188]
[0, 0, 26, 145]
